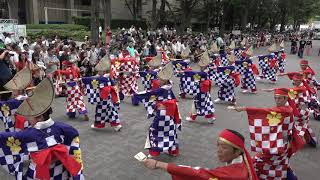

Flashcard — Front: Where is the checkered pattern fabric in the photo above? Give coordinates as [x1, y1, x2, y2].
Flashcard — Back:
[292, 90, 317, 141]
[258, 55, 269, 71]
[148, 105, 179, 153]
[118, 59, 139, 96]
[254, 153, 289, 179]
[66, 82, 87, 114]
[0, 116, 14, 132]
[206, 67, 219, 83]
[275, 51, 286, 73]
[235, 60, 246, 75]
[134, 87, 176, 119]
[233, 48, 243, 59]
[179, 71, 207, 96]
[140, 71, 158, 91]
[172, 60, 190, 76]
[0, 147, 24, 179]
[0, 123, 83, 179]
[248, 113, 293, 155]
[54, 75, 65, 96]
[95, 99, 120, 126]
[0, 99, 23, 132]
[220, 54, 229, 66]
[215, 72, 236, 102]
[193, 92, 215, 116]
[258, 55, 277, 81]
[235, 59, 257, 90]
[82, 76, 113, 104]
[25, 161, 79, 179]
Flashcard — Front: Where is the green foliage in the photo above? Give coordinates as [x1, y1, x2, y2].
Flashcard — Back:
[72, 16, 148, 29]
[27, 29, 89, 41]
[26, 24, 88, 31]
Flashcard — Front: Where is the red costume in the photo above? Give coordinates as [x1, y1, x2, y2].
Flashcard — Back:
[167, 129, 258, 180]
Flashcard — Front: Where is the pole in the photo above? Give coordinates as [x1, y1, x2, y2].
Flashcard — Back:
[44, 7, 48, 24]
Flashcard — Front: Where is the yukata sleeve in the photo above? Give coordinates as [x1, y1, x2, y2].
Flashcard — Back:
[0, 131, 28, 179]
[61, 124, 84, 179]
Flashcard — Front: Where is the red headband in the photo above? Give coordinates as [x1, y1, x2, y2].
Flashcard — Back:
[274, 88, 288, 96]
[219, 129, 259, 180]
[286, 72, 304, 81]
[300, 60, 308, 65]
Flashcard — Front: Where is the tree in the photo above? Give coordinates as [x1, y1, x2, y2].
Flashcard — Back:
[101, 0, 112, 28]
[90, 0, 100, 44]
[124, 0, 144, 20]
[7, 0, 19, 20]
[174, 0, 200, 32]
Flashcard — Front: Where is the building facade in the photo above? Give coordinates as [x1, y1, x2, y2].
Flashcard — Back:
[0, 0, 155, 24]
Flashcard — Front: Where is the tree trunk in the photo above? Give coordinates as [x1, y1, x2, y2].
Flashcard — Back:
[7, 0, 19, 20]
[178, 0, 193, 33]
[151, 0, 158, 30]
[91, 0, 100, 44]
[132, 0, 137, 20]
[102, 0, 111, 28]
[240, 3, 249, 30]
[136, 0, 142, 20]
[159, 0, 166, 24]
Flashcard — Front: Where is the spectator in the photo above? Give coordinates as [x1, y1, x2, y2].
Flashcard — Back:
[43, 47, 59, 80]
[0, 49, 13, 100]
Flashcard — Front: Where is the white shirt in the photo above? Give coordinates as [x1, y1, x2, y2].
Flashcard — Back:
[4, 37, 12, 45]
[226, 155, 243, 166]
[34, 118, 54, 130]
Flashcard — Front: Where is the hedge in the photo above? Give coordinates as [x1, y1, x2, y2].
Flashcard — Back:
[26, 24, 89, 31]
[72, 16, 148, 29]
[27, 29, 89, 42]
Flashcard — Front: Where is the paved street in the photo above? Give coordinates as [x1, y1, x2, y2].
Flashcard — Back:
[1, 42, 320, 180]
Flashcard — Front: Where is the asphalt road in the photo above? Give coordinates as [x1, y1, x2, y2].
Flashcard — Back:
[1, 41, 320, 180]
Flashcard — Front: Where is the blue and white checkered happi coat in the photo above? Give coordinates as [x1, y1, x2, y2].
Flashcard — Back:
[134, 86, 176, 118]
[82, 76, 120, 126]
[233, 48, 243, 59]
[0, 99, 23, 132]
[134, 87, 181, 153]
[0, 121, 84, 180]
[179, 71, 205, 96]
[171, 60, 191, 77]
[139, 71, 158, 91]
[258, 55, 277, 81]
[82, 76, 114, 104]
[215, 66, 237, 102]
[220, 53, 229, 66]
[235, 58, 257, 90]
[274, 50, 286, 73]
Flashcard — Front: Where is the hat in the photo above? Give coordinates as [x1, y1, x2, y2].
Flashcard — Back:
[4, 67, 32, 91]
[95, 55, 111, 72]
[227, 52, 236, 63]
[219, 129, 259, 180]
[197, 50, 210, 67]
[180, 47, 191, 58]
[16, 78, 54, 117]
[229, 41, 236, 49]
[279, 41, 284, 48]
[148, 53, 162, 67]
[268, 43, 277, 52]
[240, 38, 246, 47]
[157, 63, 173, 80]
[210, 41, 219, 53]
